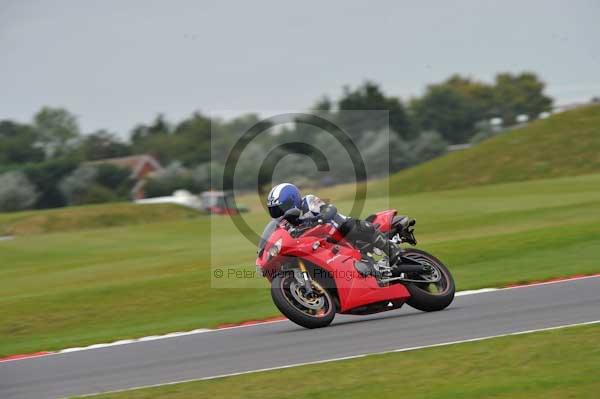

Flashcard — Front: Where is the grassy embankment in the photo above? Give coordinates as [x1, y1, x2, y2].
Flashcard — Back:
[383, 103, 600, 195]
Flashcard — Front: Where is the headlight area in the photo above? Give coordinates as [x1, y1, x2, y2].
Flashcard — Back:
[268, 238, 283, 260]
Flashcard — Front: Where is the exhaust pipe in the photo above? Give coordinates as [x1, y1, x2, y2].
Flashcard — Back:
[394, 263, 430, 274]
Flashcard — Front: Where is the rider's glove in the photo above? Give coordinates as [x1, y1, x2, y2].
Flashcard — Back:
[319, 204, 338, 222]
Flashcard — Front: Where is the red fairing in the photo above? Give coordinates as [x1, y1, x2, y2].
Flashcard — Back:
[256, 215, 410, 313]
[370, 209, 397, 233]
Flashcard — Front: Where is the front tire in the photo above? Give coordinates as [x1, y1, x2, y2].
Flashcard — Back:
[271, 272, 336, 329]
[403, 249, 455, 312]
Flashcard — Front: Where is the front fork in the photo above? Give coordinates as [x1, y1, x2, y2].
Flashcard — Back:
[295, 259, 315, 296]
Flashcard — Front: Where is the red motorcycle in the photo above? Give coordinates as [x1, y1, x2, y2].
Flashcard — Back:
[256, 209, 455, 328]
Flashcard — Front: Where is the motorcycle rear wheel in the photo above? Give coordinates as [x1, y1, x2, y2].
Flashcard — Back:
[403, 248, 455, 312]
[271, 272, 336, 329]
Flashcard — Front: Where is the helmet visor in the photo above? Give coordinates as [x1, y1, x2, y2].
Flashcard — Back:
[268, 205, 284, 218]
[268, 198, 296, 219]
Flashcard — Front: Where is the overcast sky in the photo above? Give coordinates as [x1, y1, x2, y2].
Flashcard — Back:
[1, 0, 599, 136]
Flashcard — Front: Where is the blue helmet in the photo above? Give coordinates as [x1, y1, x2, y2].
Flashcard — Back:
[267, 183, 302, 218]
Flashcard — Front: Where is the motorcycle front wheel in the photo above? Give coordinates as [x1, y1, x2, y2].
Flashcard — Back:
[403, 248, 455, 312]
[271, 271, 336, 329]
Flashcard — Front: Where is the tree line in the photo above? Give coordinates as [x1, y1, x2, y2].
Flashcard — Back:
[0, 72, 553, 212]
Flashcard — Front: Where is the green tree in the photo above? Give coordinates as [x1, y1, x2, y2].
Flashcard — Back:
[171, 112, 212, 165]
[412, 73, 553, 143]
[130, 114, 179, 164]
[95, 164, 134, 198]
[144, 162, 206, 197]
[338, 81, 413, 139]
[59, 164, 130, 205]
[492, 72, 553, 124]
[22, 158, 79, 209]
[59, 165, 98, 205]
[0, 120, 45, 165]
[131, 114, 171, 144]
[33, 107, 80, 158]
[411, 75, 494, 144]
[311, 96, 333, 112]
[79, 130, 131, 161]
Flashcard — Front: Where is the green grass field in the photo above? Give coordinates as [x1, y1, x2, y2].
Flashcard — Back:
[0, 202, 202, 236]
[77, 323, 600, 399]
[2, 173, 600, 357]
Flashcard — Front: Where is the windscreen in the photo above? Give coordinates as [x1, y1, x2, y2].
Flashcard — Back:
[257, 218, 281, 252]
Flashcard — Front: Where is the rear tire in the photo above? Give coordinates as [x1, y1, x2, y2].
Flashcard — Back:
[403, 249, 455, 312]
[271, 272, 336, 329]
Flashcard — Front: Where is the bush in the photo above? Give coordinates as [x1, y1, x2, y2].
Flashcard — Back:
[59, 163, 133, 205]
[94, 164, 134, 198]
[144, 175, 203, 198]
[410, 131, 448, 163]
[59, 165, 98, 205]
[0, 171, 38, 212]
[22, 158, 79, 209]
[192, 162, 222, 190]
[80, 184, 118, 204]
[470, 129, 497, 144]
[144, 162, 208, 197]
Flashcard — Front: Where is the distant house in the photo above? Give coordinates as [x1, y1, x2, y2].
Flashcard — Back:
[87, 154, 163, 199]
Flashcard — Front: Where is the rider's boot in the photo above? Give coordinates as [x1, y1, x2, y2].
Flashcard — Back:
[373, 232, 402, 266]
[344, 219, 402, 279]
[354, 233, 402, 279]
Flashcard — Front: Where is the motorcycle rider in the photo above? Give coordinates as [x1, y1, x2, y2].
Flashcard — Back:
[266, 183, 410, 277]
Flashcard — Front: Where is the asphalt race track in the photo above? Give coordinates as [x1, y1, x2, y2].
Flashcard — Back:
[1, 276, 599, 399]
